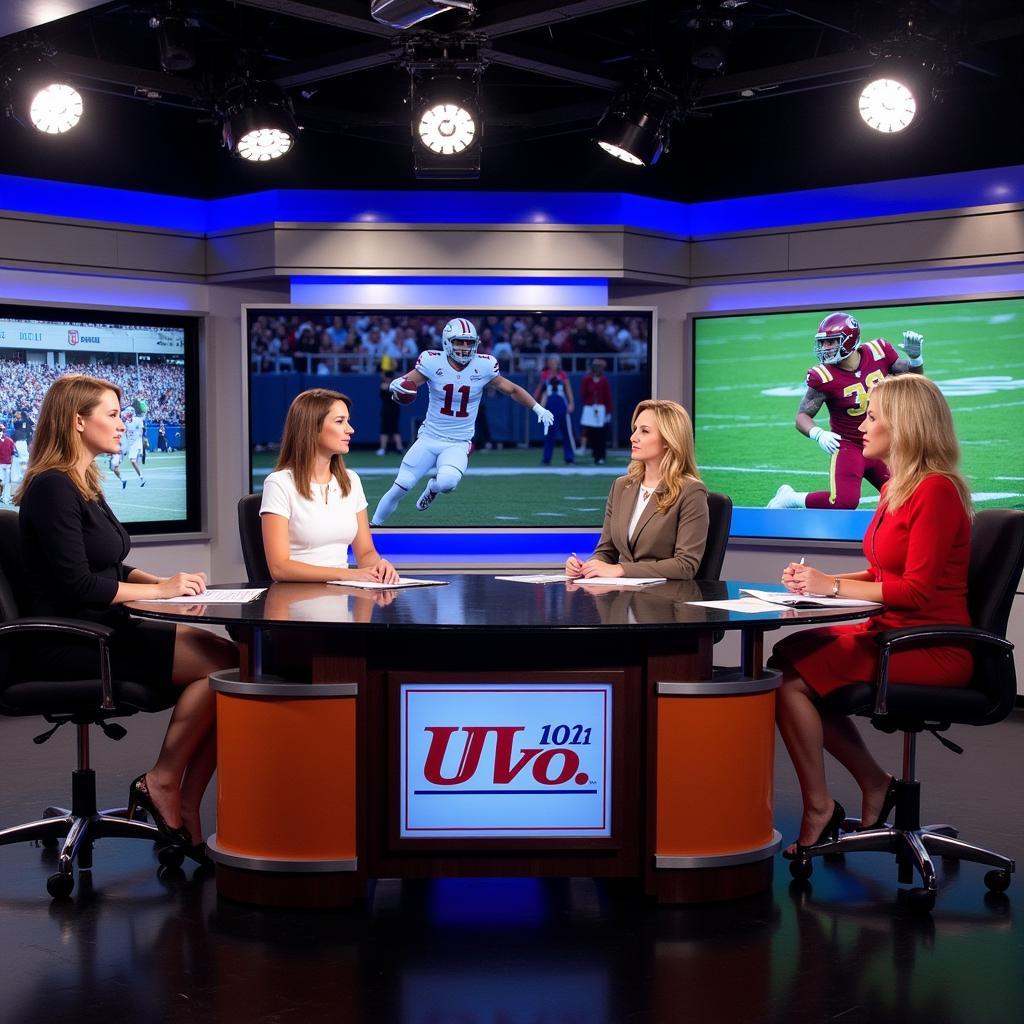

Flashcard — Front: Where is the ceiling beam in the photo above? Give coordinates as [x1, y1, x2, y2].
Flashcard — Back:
[475, 0, 647, 40]
[481, 42, 621, 91]
[693, 50, 876, 102]
[235, 0, 395, 38]
[49, 52, 206, 101]
[273, 41, 405, 88]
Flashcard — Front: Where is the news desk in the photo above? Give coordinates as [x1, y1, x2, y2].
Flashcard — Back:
[129, 577, 870, 909]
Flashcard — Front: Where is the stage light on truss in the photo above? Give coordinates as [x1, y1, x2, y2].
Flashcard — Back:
[28, 82, 83, 134]
[224, 101, 297, 161]
[595, 86, 675, 167]
[412, 74, 481, 179]
[859, 76, 917, 132]
[418, 100, 476, 154]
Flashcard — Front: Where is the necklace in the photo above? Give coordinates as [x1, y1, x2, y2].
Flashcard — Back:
[639, 483, 657, 503]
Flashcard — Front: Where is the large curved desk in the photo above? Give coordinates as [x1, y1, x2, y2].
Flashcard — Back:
[130, 577, 872, 908]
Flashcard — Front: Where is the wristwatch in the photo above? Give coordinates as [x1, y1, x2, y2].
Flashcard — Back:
[832, 577, 841, 597]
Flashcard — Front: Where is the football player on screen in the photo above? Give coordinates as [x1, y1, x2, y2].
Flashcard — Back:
[370, 317, 555, 524]
[767, 312, 924, 510]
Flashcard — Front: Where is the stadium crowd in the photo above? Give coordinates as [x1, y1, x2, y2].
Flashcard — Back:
[249, 312, 649, 375]
[0, 358, 186, 428]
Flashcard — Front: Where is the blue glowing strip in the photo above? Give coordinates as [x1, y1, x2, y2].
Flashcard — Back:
[3, 167, 1020, 236]
[288, 275, 611, 288]
[413, 790, 599, 795]
[732, 508, 872, 542]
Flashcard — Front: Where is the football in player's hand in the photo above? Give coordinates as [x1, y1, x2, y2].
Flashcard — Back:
[392, 377, 418, 404]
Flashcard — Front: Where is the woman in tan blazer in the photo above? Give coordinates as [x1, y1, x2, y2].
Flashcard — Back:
[565, 399, 709, 580]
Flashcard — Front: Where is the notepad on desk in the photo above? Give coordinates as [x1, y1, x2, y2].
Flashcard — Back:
[495, 574, 570, 584]
[148, 588, 266, 604]
[326, 578, 447, 589]
[570, 577, 667, 587]
[739, 588, 880, 609]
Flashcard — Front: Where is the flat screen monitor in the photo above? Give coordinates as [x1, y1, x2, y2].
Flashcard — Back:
[0, 303, 202, 534]
[692, 295, 1024, 542]
[245, 305, 653, 530]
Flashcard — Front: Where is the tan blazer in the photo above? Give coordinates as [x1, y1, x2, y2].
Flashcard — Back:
[591, 475, 709, 579]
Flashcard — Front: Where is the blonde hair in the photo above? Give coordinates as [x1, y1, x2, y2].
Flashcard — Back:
[14, 375, 122, 504]
[869, 375, 972, 516]
[626, 399, 701, 513]
[275, 389, 353, 501]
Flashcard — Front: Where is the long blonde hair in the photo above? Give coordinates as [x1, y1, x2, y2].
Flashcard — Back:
[625, 399, 701, 513]
[275, 389, 353, 501]
[14, 375, 122, 504]
[869, 375, 972, 516]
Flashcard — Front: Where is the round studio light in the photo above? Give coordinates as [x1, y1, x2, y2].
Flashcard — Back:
[859, 77, 916, 133]
[29, 83, 83, 134]
[418, 103, 476, 155]
[237, 126, 294, 161]
[597, 140, 644, 166]
[595, 114, 666, 167]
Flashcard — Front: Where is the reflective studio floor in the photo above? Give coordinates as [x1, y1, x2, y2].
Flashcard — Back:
[1, 709, 1022, 1024]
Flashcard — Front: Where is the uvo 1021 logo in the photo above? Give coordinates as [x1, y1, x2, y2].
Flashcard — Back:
[423, 723, 595, 788]
[401, 684, 612, 837]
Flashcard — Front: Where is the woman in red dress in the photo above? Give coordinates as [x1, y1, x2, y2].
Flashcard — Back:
[770, 374, 973, 857]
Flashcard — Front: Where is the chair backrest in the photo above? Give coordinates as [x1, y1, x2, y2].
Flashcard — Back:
[968, 509, 1024, 637]
[237, 493, 271, 583]
[696, 492, 732, 580]
[0, 509, 26, 622]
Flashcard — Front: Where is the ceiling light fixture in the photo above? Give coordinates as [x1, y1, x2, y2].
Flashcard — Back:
[27, 81, 83, 134]
[219, 81, 298, 161]
[410, 62, 483, 179]
[371, 0, 475, 31]
[859, 75, 916, 133]
[596, 80, 677, 168]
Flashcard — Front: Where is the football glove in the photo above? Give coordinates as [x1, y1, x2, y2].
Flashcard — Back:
[901, 330, 924, 365]
[809, 425, 841, 455]
[532, 403, 555, 435]
[389, 376, 418, 403]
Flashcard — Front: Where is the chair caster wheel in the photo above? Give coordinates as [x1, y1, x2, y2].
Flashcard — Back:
[789, 859, 813, 881]
[158, 845, 186, 869]
[903, 887, 935, 913]
[984, 869, 1011, 893]
[47, 872, 74, 899]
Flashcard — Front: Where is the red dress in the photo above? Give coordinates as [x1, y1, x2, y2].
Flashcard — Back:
[770, 475, 973, 695]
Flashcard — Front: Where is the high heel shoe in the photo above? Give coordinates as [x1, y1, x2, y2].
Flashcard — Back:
[127, 773, 192, 847]
[858, 776, 898, 831]
[782, 800, 845, 860]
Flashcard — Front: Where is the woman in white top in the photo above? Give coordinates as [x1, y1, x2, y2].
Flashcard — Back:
[261, 389, 399, 583]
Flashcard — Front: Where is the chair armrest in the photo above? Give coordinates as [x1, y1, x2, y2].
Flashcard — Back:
[0, 617, 117, 710]
[872, 624, 1014, 716]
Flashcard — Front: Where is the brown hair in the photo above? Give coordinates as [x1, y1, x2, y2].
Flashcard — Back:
[14, 375, 122, 504]
[869, 374, 972, 516]
[625, 399, 701, 514]
[274, 389, 353, 500]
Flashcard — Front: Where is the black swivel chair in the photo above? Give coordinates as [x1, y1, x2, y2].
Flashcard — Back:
[697, 492, 732, 580]
[789, 508, 1023, 913]
[0, 510, 182, 898]
[237, 493, 271, 583]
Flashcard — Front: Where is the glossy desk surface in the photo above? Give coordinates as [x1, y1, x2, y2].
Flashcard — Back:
[128, 576, 875, 633]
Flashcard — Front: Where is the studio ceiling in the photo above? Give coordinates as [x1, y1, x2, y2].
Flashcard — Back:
[0, 0, 1021, 202]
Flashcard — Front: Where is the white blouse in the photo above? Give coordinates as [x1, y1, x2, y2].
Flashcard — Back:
[627, 483, 656, 540]
[259, 468, 368, 568]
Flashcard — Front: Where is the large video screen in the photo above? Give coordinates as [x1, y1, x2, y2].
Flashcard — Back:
[693, 296, 1024, 541]
[246, 306, 653, 528]
[0, 304, 201, 534]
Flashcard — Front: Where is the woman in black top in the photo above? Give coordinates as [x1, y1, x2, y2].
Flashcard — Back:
[17, 376, 236, 852]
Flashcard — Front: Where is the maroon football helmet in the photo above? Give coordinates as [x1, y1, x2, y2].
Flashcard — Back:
[814, 312, 861, 365]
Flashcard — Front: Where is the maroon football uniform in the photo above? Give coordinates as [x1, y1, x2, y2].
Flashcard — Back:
[805, 338, 900, 443]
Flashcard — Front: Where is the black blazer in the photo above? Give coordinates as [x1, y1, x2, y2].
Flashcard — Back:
[19, 469, 135, 626]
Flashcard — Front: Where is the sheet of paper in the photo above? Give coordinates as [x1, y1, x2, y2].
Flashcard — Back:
[148, 588, 266, 604]
[569, 577, 667, 587]
[688, 598, 785, 612]
[495, 574, 570, 583]
[739, 588, 880, 609]
[326, 578, 447, 590]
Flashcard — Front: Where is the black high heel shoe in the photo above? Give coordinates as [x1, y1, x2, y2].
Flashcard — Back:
[858, 776, 898, 831]
[127, 773, 192, 847]
[782, 800, 846, 860]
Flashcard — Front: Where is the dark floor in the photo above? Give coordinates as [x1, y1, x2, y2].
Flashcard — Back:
[1, 709, 1022, 1024]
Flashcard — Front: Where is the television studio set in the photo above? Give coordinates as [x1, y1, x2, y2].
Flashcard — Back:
[0, 2, 1022, 1022]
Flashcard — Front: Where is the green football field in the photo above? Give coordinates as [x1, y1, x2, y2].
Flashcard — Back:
[694, 299, 1024, 510]
[252, 448, 623, 528]
[99, 451, 188, 522]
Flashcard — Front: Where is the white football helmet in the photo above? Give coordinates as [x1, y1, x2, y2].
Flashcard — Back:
[441, 317, 480, 366]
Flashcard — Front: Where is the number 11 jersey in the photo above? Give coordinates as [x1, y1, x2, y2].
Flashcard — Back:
[414, 350, 500, 442]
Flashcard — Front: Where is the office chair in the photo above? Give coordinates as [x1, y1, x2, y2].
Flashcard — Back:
[237, 493, 271, 582]
[788, 508, 1023, 913]
[0, 510, 182, 898]
[697, 492, 732, 580]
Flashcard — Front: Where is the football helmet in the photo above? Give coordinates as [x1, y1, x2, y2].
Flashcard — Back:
[121, 407, 134, 423]
[441, 317, 480, 366]
[814, 312, 861, 365]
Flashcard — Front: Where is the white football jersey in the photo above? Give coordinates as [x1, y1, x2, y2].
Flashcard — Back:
[124, 417, 146, 449]
[415, 350, 500, 442]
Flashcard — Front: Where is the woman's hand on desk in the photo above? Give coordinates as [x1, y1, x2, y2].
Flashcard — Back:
[565, 554, 584, 578]
[344, 560, 400, 584]
[788, 563, 831, 596]
[370, 558, 399, 584]
[155, 572, 207, 598]
[577, 560, 625, 579]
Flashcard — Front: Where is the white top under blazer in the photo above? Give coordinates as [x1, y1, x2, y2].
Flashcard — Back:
[259, 467, 368, 568]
